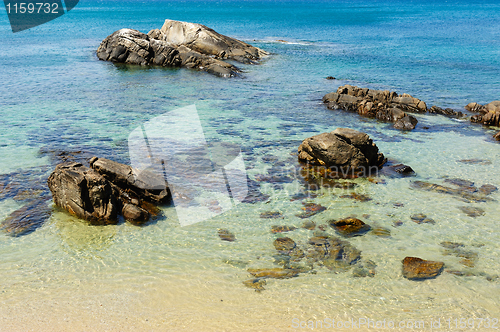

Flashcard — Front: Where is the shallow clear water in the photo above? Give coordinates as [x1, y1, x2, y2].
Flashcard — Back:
[1, 0, 500, 330]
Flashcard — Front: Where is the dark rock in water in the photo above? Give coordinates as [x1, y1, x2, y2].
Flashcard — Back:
[445, 269, 477, 277]
[428, 105, 463, 118]
[459, 206, 485, 217]
[394, 202, 404, 207]
[466, 101, 500, 127]
[393, 115, 418, 130]
[295, 202, 327, 218]
[494, 131, 500, 141]
[339, 192, 372, 202]
[289, 247, 305, 262]
[326, 76, 336, 80]
[440, 241, 465, 249]
[243, 278, 266, 291]
[1, 199, 51, 237]
[90, 157, 170, 204]
[323, 85, 426, 130]
[260, 211, 284, 219]
[298, 128, 385, 177]
[352, 260, 377, 277]
[329, 217, 371, 237]
[457, 159, 492, 165]
[402, 257, 444, 280]
[247, 268, 300, 279]
[410, 213, 435, 224]
[371, 227, 391, 237]
[443, 247, 478, 261]
[393, 220, 404, 227]
[392, 164, 415, 176]
[97, 20, 268, 77]
[306, 235, 361, 271]
[479, 184, 498, 195]
[290, 191, 318, 202]
[301, 220, 316, 230]
[271, 225, 297, 233]
[465, 102, 486, 113]
[48, 162, 119, 225]
[444, 178, 474, 188]
[274, 237, 296, 253]
[218, 229, 236, 242]
[410, 180, 491, 203]
[122, 203, 149, 225]
[242, 178, 270, 204]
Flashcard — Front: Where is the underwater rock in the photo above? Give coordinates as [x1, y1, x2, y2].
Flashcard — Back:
[371, 227, 391, 237]
[122, 203, 149, 225]
[402, 257, 444, 280]
[444, 178, 475, 188]
[479, 184, 498, 195]
[1, 199, 51, 237]
[306, 235, 361, 271]
[247, 268, 300, 279]
[97, 20, 268, 77]
[260, 211, 284, 219]
[458, 206, 485, 217]
[271, 225, 297, 233]
[298, 128, 385, 176]
[243, 278, 266, 291]
[410, 180, 491, 203]
[457, 159, 492, 165]
[329, 217, 371, 237]
[440, 241, 465, 249]
[352, 260, 377, 277]
[301, 220, 316, 230]
[218, 229, 236, 242]
[410, 213, 435, 224]
[339, 192, 372, 202]
[295, 202, 327, 218]
[428, 106, 463, 118]
[273, 237, 296, 253]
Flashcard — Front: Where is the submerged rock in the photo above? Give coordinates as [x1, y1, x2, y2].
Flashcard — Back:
[218, 229, 236, 242]
[271, 225, 297, 233]
[1, 199, 51, 237]
[295, 202, 327, 219]
[329, 217, 371, 237]
[339, 192, 372, 202]
[274, 237, 296, 254]
[459, 206, 485, 218]
[243, 278, 266, 291]
[306, 235, 361, 271]
[402, 257, 444, 280]
[410, 180, 492, 203]
[410, 213, 435, 224]
[97, 20, 268, 77]
[301, 220, 316, 230]
[298, 128, 385, 177]
[371, 227, 391, 238]
[260, 211, 284, 219]
[247, 268, 300, 279]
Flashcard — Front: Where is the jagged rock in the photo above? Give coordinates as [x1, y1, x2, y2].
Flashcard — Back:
[467, 101, 500, 128]
[47, 162, 119, 225]
[329, 217, 371, 237]
[465, 102, 485, 113]
[323, 85, 424, 130]
[97, 20, 268, 77]
[402, 257, 444, 280]
[298, 128, 385, 176]
[122, 203, 149, 225]
[428, 106, 463, 118]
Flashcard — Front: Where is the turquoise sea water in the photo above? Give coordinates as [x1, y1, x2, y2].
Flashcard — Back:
[1, 0, 500, 330]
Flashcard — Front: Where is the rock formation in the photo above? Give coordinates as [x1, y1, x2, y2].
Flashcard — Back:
[402, 257, 444, 280]
[298, 128, 385, 176]
[323, 85, 426, 130]
[97, 20, 268, 77]
[47, 157, 169, 225]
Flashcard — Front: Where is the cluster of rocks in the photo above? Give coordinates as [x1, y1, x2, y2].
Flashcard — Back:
[323, 85, 428, 130]
[47, 157, 169, 225]
[298, 128, 386, 177]
[466, 101, 500, 140]
[97, 19, 268, 77]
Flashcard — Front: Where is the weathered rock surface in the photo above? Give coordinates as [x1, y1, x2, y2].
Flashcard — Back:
[468, 101, 500, 126]
[428, 106, 463, 118]
[97, 20, 268, 77]
[47, 157, 169, 225]
[323, 85, 425, 130]
[306, 235, 361, 271]
[402, 257, 444, 280]
[298, 128, 385, 176]
[47, 162, 119, 224]
[329, 217, 371, 237]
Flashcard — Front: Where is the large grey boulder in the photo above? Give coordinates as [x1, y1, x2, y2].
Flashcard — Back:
[97, 20, 268, 77]
[298, 128, 385, 174]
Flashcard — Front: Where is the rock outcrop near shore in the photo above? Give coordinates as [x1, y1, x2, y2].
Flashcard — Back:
[323, 85, 426, 130]
[467, 101, 500, 127]
[47, 157, 169, 225]
[97, 20, 268, 77]
[298, 128, 385, 176]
